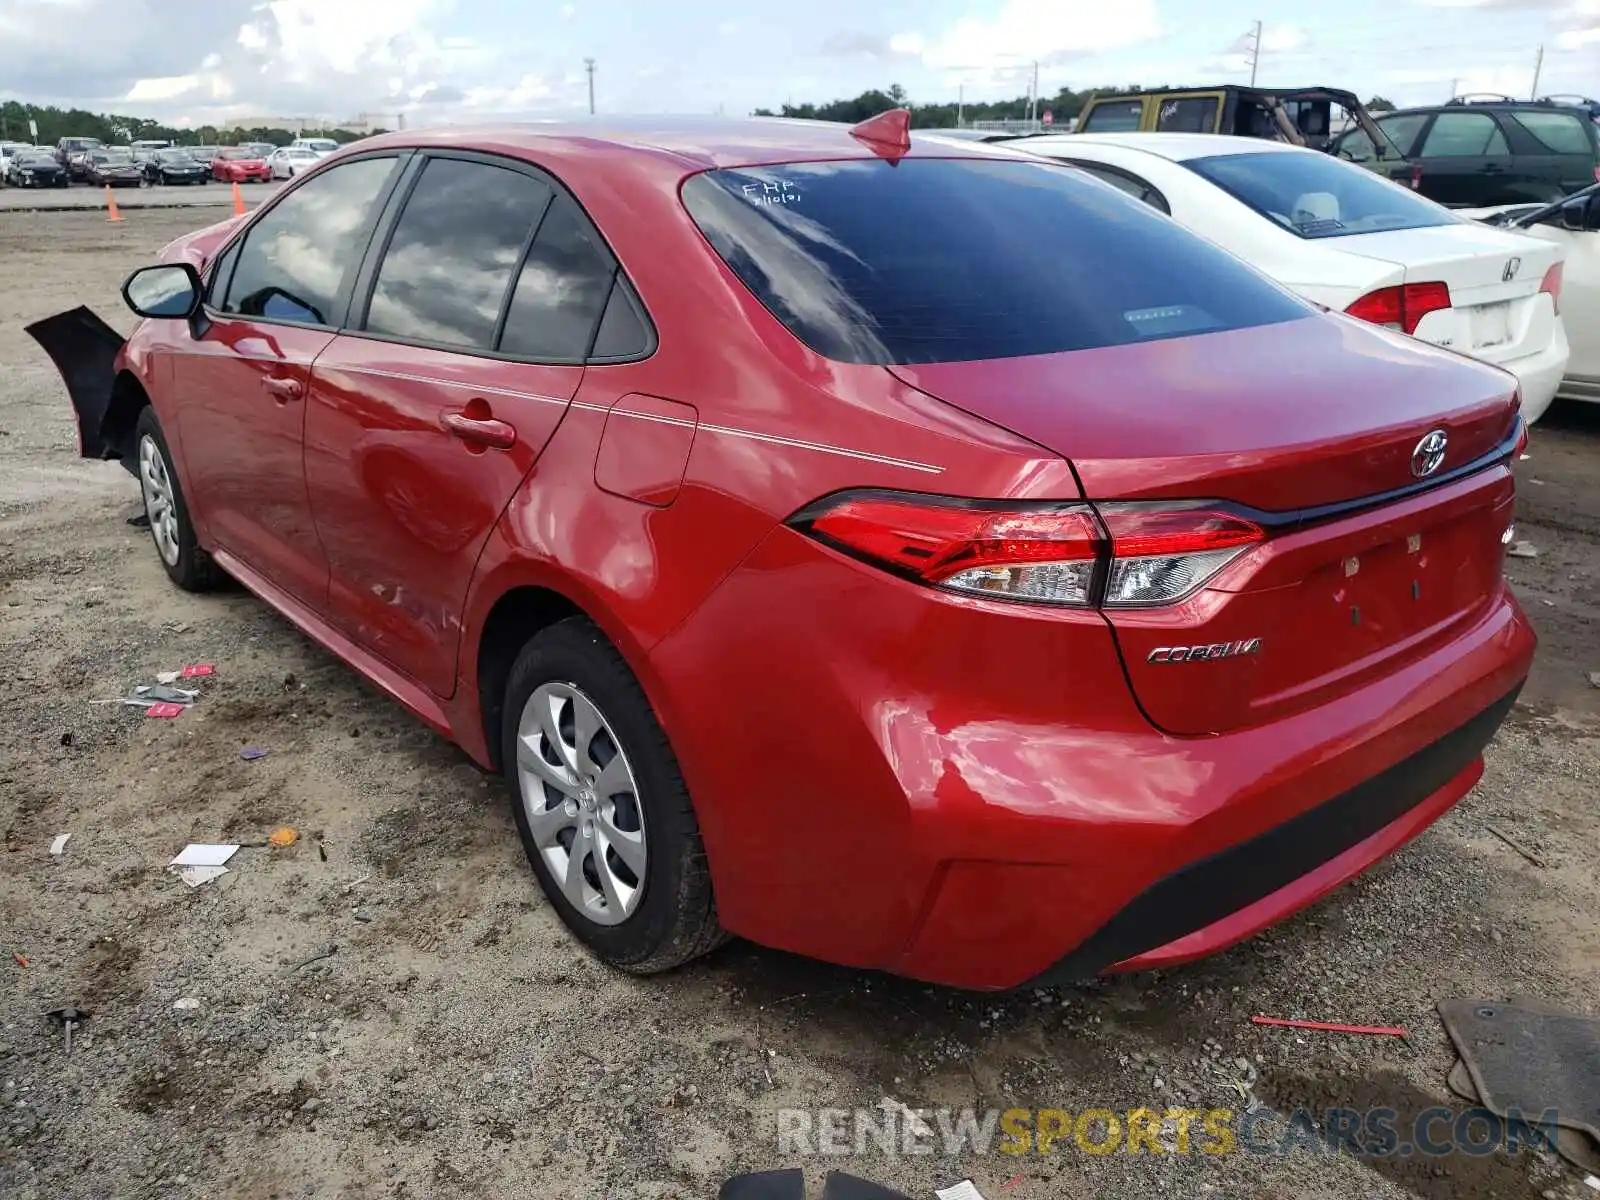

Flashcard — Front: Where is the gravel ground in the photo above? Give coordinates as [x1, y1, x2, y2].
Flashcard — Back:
[2, 209, 1598, 1200]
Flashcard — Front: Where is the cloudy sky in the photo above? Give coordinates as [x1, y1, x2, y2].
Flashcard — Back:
[0, 0, 1595, 126]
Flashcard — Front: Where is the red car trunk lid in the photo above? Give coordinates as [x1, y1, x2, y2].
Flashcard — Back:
[890, 315, 1521, 734]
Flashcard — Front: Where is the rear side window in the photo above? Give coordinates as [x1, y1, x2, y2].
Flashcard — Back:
[1419, 112, 1508, 157]
[1157, 97, 1218, 133]
[1080, 100, 1144, 132]
[1507, 111, 1595, 155]
[682, 158, 1307, 366]
[1186, 150, 1453, 238]
[222, 156, 398, 327]
[365, 158, 553, 351]
[498, 196, 617, 360]
[1067, 161, 1171, 213]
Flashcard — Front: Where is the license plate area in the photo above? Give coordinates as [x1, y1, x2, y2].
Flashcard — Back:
[1470, 301, 1512, 350]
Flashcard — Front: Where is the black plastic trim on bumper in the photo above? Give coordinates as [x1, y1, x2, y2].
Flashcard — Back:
[1028, 683, 1523, 987]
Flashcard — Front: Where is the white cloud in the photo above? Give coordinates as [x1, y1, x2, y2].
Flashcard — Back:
[891, 0, 1161, 75]
[127, 75, 200, 102]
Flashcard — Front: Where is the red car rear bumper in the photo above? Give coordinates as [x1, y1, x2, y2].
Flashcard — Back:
[647, 528, 1535, 990]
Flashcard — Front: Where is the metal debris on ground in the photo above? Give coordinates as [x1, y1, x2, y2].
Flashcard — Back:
[136, 684, 199, 704]
[1250, 1015, 1408, 1037]
[1485, 823, 1546, 867]
[44, 1005, 87, 1055]
[49, 833, 70, 855]
[239, 747, 269, 761]
[1506, 541, 1539, 558]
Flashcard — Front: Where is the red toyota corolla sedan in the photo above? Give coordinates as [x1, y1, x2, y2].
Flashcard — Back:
[211, 147, 272, 184]
[29, 114, 1535, 991]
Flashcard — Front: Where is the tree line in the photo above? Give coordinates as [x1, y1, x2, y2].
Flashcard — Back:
[754, 86, 1399, 127]
[0, 100, 379, 147]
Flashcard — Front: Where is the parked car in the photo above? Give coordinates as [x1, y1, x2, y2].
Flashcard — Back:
[83, 147, 145, 187]
[130, 138, 174, 153]
[144, 148, 209, 186]
[1463, 185, 1600, 404]
[187, 145, 221, 164]
[1074, 85, 1404, 159]
[211, 147, 272, 183]
[6, 148, 66, 187]
[1022, 132, 1570, 423]
[0, 141, 34, 184]
[1331, 97, 1600, 207]
[289, 136, 340, 155]
[238, 141, 277, 159]
[56, 136, 104, 180]
[27, 116, 1534, 991]
[267, 146, 320, 179]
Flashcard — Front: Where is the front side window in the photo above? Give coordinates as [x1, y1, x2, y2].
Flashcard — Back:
[221, 156, 398, 327]
[1419, 112, 1508, 157]
[682, 158, 1308, 365]
[1185, 150, 1455, 238]
[364, 157, 553, 351]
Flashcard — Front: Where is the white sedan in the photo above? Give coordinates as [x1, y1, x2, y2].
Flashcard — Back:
[1460, 186, 1598, 406]
[267, 146, 321, 180]
[1019, 132, 1571, 424]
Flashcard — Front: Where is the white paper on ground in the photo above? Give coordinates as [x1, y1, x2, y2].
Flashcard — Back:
[49, 834, 70, 855]
[170, 844, 239, 867]
[173, 865, 229, 887]
[935, 1182, 988, 1200]
[156, 671, 180, 684]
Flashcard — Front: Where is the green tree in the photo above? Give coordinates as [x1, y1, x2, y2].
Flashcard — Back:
[1366, 95, 1397, 112]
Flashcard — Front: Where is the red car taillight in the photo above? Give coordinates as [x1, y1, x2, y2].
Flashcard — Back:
[790, 492, 1263, 608]
[1344, 281, 1452, 335]
[1539, 262, 1563, 315]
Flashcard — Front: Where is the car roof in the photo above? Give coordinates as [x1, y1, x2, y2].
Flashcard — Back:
[356, 116, 1036, 172]
[1025, 132, 1310, 162]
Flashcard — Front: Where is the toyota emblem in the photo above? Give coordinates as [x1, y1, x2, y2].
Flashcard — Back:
[1411, 429, 1448, 478]
[1502, 257, 1521, 282]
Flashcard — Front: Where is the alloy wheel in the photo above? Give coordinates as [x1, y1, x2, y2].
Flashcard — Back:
[515, 681, 647, 925]
[138, 434, 180, 566]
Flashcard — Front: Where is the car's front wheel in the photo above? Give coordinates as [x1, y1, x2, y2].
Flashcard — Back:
[134, 408, 222, 592]
[502, 617, 724, 974]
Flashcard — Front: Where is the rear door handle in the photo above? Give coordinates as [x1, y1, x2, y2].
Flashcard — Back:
[1481, 163, 1505, 174]
[261, 375, 303, 401]
[441, 410, 517, 450]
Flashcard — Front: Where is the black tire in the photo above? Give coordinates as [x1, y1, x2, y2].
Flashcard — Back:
[132, 407, 223, 593]
[501, 617, 724, 974]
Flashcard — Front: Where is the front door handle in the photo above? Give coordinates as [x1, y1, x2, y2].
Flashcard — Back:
[441, 409, 517, 450]
[261, 375, 303, 402]
[1480, 163, 1505, 174]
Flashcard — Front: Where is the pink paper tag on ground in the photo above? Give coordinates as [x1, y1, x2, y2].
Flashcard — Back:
[181, 664, 216, 678]
[146, 702, 186, 719]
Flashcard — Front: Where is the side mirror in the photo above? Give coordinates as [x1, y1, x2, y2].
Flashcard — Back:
[1559, 191, 1600, 233]
[121, 263, 201, 319]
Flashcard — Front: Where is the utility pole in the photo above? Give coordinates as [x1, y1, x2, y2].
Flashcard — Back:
[584, 57, 596, 115]
[1029, 60, 1040, 126]
[957, 83, 964, 128]
[1449, 77, 1460, 100]
[1245, 20, 1263, 87]
[1529, 45, 1544, 99]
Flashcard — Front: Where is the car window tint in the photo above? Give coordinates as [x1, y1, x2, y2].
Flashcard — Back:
[1068, 162, 1169, 212]
[588, 277, 651, 359]
[206, 239, 242, 307]
[683, 158, 1308, 366]
[1508, 111, 1593, 155]
[1081, 100, 1144, 132]
[498, 196, 617, 360]
[222, 156, 397, 327]
[1186, 150, 1454, 239]
[1157, 97, 1218, 133]
[1419, 112, 1505, 157]
[1375, 113, 1429, 156]
[365, 158, 552, 350]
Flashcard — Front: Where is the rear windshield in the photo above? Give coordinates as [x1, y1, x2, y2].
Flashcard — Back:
[1185, 150, 1454, 239]
[681, 158, 1307, 365]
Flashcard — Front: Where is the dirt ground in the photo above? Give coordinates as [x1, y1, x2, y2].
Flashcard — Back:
[2, 209, 1598, 1200]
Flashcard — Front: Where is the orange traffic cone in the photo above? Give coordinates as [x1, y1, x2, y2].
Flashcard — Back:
[231, 181, 245, 216]
[104, 186, 124, 223]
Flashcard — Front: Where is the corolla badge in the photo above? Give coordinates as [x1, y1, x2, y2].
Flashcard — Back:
[1411, 429, 1449, 479]
[1147, 639, 1262, 664]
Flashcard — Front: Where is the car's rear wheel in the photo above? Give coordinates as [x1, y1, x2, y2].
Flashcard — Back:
[134, 408, 222, 592]
[501, 617, 724, 974]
